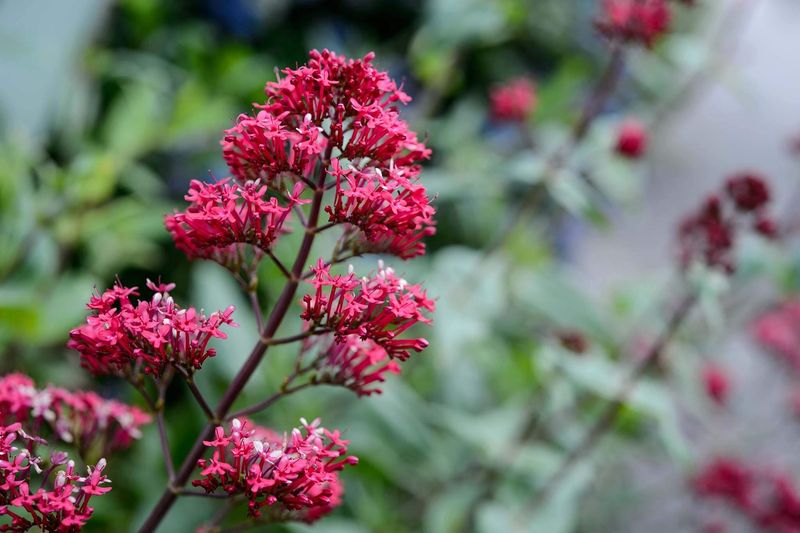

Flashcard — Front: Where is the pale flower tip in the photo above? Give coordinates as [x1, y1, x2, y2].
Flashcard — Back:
[348, 264, 354, 274]
[96, 458, 107, 469]
[232, 418, 242, 430]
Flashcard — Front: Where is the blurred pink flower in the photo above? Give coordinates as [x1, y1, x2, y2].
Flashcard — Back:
[596, 0, 671, 47]
[490, 78, 537, 122]
[615, 119, 648, 159]
[701, 363, 730, 406]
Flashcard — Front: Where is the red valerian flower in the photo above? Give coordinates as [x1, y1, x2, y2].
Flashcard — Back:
[701, 363, 730, 406]
[595, 0, 671, 47]
[301, 333, 401, 396]
[165, 179, 308, 265]
[220, 49, 435, 261]
[0, 424, 111, 532]
[489, 77, 537, 122]
[192, 418, 357, 523]
[326, 160, 435, 259]
[693, 458, 800, 531]
[676, 173, 776, 273]
[301, 260, 435, 361]
[751, 300, 800, 374]
[68, 279, 236, 377]
[0, 373, 150, 456]
[615, 119, 648, 159]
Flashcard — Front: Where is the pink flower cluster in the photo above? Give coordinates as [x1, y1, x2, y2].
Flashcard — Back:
[192, 418, 356, 523]
[752, 300, 800, 374]
[165, 179, 307, 266]
[701, 364, 730, 406]
[301, 334, 401, 396]
[68, 279, 236, 377]
[490, 78, 537, 122]
[596, 0, 671, 47]
[677, 173, 776, 273]
[694, 457, 800, 531]
[0, 424, 111, 532]
[327, 160, 435, 259]
[0, 374, 149, 456]
[302, 260, 434, 362]
[213, 49, 435, 262]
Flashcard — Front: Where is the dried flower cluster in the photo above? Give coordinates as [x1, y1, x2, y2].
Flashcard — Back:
[302, 260, 434, 362]
[0, 374, 149, 457]
[193, 418, 357, 523]
[490, 77, 537, 122]
[677, 173, 776, 273]
[694, 458, 800, 531]
[0, 423, 111, 532]
[68, 279, 236, 377]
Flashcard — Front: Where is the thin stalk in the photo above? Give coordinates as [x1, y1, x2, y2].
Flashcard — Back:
[138, 144, 333, 532]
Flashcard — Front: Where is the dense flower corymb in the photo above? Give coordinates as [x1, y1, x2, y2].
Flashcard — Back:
[0, 424, 111, 532]
[0, 373, 150, 457]
[301, 333, 401, 396]
[490, 78, 537, 122]
[165, 179, 307, 266]
[68, 279, 236, 377]
[302, 260, 435, 362]
[676, 173, 776, 273]
[192, 418, 356, 523]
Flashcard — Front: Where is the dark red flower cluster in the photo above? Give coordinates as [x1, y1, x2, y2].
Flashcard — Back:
[752, 300, 800, 374]
[615, 119, 648, 159]
[596, 0, 671, 47]
[0, 374, 150, 456]
[326, 160, 435, 259]
[301, 333, 401, 396]
[68, 279, 236, 377]
[165, 179, 307, 265]
[489, 77, 537, 122]
[701, 363, 730, 406]
[302, 260, 435, 362]
[694, 458, 800, 531]
[217, 49, 434, 261]
[0, 423, 111, 532]
[676, 173, 776, 273]
[192, 418, 356, 522]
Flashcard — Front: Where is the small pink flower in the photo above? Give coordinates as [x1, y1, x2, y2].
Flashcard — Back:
[615, 119, 647, 159]
[490, 78, 537, 122]
[752, 300, 800, 374]
[595, 0, 671, 47]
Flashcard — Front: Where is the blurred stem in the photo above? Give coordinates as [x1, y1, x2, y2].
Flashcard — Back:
[521, 291, 697, 516]
[139, 142, 334, 532]
[482, 42, 626, 260]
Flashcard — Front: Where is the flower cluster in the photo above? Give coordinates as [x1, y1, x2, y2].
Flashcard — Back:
[595, 0, 671, 47]
[615, 119, 648, 159]
[165, 179, 307, 266]
[302, 261, 435, 362]
[694, 457, 800, 531]
[68, 279, 236, 377]
[326, 160, 435, 259]
[0, 374, 150, 457]
[192, 418, 357, 522]
[752, 300, 800, 374]
[490, 78, 537, 122]
[676, 173, 776, 273]
[301, 334, 401, 396]
[0, 424, 111, 531]
[217, 49, 434, 261]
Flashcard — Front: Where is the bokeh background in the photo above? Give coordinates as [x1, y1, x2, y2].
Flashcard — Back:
[2, 0, 800, 531]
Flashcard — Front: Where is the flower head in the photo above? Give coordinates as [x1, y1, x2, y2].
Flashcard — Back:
[192, 418, 356, 523]
[751, 300, 800, 374]
[68, 279, 236, 377]
[490, 78, 537, 122]
[615, 119, 648, 159]
[302, 261, 435, 361]
[596, 0, 671, 47]
[0, 424, 111, 532]
[701, 363, 730, 406]
[0, 373, 150, 456]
